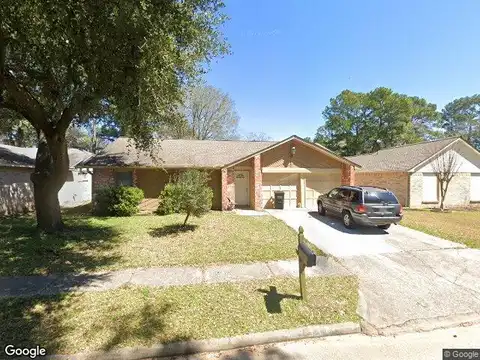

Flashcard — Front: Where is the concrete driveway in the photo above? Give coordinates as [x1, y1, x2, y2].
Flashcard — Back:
[267, 209, 480, 335]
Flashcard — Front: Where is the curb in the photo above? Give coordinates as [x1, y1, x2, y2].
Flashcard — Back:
[361, 313, 480, 336]
[47, 322, 360, 360]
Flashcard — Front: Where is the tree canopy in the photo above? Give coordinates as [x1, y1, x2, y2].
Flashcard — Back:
[442, 95, 480, 150]
[0, 0, 228, 231]
[157, 85, 239, 140]
[314, 88, 440, 156]
[183, 85, 239, 140]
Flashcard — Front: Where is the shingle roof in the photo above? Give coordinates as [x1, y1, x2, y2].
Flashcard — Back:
[83, 137, 276, 168]
[346, 137, 460, 172]
[0, 144, 93, 169]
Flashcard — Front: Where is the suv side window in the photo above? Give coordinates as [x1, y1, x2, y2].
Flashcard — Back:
[351, 190, 361, 202]
[338, 189, 351, 201]
[327, 188, 340, 198]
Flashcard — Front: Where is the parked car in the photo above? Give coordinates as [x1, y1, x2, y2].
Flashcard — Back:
[317, 185, 403, 229]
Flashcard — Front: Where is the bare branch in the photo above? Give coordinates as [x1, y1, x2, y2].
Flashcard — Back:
[431, 149, 462, 210]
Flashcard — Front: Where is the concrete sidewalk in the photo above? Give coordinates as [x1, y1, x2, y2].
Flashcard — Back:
[0, 257, 350, 297]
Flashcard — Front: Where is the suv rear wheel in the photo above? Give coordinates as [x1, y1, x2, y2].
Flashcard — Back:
[342, 211, 354, 229]
[317, 201, 326, 216]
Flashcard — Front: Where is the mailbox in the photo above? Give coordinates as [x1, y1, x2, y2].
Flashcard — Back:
[297, 242, 316, 267]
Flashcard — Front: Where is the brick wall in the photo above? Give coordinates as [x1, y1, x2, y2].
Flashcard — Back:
[0, 168, 34, 215]
[444, 173, 471, 206]
[355, 171, 409, 206]
[92, 168, 115, 196]
[409, 173, 423, 207]
[252, 155, 262, 210]
[221, 168, 235, 210]
[341, 164, 355, 185]
[409, 172, 479, 208]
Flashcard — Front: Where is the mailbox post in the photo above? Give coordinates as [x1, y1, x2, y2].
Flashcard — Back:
[296, 226, 316, 301]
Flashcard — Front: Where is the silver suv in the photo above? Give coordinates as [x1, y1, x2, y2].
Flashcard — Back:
[317, 186, 403, 229]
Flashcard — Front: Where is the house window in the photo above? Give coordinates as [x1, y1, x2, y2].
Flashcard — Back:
[115, 171, 133, 186]
[422, 173, 438, 203]
[471, 173, 480, 202]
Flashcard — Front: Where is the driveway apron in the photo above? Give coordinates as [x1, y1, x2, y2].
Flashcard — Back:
[267, 209, 480, 334]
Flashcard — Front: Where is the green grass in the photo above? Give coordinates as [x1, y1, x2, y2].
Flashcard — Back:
[402, 209, 480, 248]
[0, 212, 324, 276]
[0, 276, 358, 355]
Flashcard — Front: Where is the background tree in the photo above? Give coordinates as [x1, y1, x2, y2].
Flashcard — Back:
[314, 88, 440, 156]
[0, 108, 38, 146]
[431, 150, 461, 211]
[442, 95, 480, 150]
[0, 0, 228, 231]
[244, 132, 272, 141]
[183, 85, 239, 140]
[0, 110, 117, 153]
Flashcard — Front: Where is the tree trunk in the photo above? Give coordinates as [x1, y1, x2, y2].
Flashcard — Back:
[31, 132, 69, 232]
[183, 212, 190, 226]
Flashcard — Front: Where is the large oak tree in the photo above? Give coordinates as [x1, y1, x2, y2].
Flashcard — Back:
[314, 88, 440, 156]
[442, 95, 480, 150]
[0, 0, 228, 231]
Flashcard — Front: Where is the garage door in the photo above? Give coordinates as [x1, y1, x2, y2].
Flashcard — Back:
[304, 171, 341, 209]
[262, 173, 297, 209]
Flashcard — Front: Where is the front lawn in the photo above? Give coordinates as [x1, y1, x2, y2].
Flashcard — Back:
[402, 209, 480, 248]
[0, 212, 323, 276]
[0, 276, 358, 355]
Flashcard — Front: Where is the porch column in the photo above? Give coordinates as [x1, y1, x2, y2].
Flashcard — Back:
[296, 174, 304, 208]
[341, 164, 355, 186]
[221, 168, 235, 211]
[132, 169, 138, 187]
[253, 155, 262, 210]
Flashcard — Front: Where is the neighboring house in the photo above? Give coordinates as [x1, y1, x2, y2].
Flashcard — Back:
[347, 137, 480, 208]
[82, 135, 360, 210]
[0, 144, 93, 215]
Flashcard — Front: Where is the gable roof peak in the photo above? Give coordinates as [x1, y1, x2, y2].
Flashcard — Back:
[346, 137, 461, 172]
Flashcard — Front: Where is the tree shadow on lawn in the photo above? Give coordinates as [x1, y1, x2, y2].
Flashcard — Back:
[0, 215, 121, 276]
[0, 291, 199, 358]
[149, 224, 198, 237]
[0, 287, 299, 360]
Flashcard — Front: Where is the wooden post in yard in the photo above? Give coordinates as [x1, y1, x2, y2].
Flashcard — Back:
[298, 226, 307, 301]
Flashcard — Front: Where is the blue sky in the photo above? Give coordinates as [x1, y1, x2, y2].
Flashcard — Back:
[204, 0, 480, 141]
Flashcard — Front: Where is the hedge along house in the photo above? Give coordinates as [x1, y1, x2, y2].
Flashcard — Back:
[347, 137, 480, 208]
[83, 135, 360, 210]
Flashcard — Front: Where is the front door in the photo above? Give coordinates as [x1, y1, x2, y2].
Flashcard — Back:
[235, 171, 250, 206]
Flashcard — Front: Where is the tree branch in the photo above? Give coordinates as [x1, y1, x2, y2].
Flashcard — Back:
[0, 71, 52, 134]
[0, 32, 6, 75]
[57, 92, 98, 134]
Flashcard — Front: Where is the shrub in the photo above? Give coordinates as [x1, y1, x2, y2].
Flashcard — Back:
[155, 183, 182, 215]
[157, 170, 213, 225]
[94, 186, 144, 217]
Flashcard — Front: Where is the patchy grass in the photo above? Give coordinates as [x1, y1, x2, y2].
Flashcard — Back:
[0, 212, 322, 276]
[402, 209, 480, 248]
[0, 276, 358, 355]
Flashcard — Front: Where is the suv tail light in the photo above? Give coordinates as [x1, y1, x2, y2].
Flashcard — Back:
[355, 204, 367, 213]
[398, 205, 403, 215]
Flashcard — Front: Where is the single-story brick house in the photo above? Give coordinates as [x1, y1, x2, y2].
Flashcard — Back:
[83, 135, 360, 210]
[347, 137, 480, 208]
[0, 144, 93, 215]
